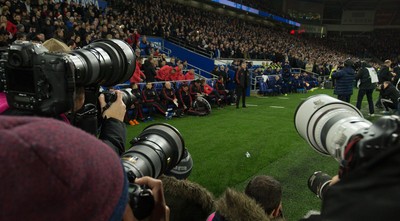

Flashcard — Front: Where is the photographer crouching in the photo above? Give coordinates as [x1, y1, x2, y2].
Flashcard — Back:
[295, 94, 400, 220]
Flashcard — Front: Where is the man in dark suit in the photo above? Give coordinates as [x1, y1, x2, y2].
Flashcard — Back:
[235, 61, 249, 108]
[355, 61, 378, 116]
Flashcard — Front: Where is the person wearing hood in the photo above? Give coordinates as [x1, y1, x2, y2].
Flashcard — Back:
[207, 175, 284, 221]
[160, 175, 214, 221]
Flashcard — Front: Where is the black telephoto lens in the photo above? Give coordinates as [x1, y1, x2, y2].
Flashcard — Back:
[120, 88, 136, 108]
[122, 123, 185, 180]
[66, 39, 135, 87]
[308, 171, 332, 200]
[102, 88, 136, 108]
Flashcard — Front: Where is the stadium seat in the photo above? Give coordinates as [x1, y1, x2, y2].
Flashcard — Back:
[153, 82, 164, 92]
[258, 79, 273, 96]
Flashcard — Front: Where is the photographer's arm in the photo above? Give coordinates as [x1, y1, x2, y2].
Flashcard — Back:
[98, 91, 127, 156]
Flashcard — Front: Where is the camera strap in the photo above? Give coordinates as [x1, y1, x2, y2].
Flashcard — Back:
[340, 135, 362, 177]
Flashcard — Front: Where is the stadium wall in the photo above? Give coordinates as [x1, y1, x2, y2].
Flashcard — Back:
[163, 40, 215, 77]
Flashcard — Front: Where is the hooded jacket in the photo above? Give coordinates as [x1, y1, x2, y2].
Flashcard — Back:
[332, 67, 355, 96]
[160, 175, 215, 221]
[208, 188, 273, 221]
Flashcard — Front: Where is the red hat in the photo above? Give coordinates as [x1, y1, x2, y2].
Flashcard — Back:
[0, 116, 128, 221]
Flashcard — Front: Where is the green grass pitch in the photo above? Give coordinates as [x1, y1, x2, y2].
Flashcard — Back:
[125, 88, 380, 220]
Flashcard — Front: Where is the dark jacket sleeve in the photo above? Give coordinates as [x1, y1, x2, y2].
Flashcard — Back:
[355, 69, 363, 81]
[388, 87, 400, 104]
[331, 69, 343, 79]
[235, 69, 240, 84]
[378, 67, 392, 83]
[189, 84, 197, 97]
[99, 118, 126, 156]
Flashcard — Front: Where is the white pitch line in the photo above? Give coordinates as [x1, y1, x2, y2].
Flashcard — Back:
[270, 106, 285, 109]
[369, 114, 383, 117]
[246, 104, 258, 107]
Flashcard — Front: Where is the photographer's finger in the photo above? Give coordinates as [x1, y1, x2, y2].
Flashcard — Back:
[98, 94, 106, 109]
[115, 90, 126, 109]
[135, 177, 168, 221]
[329, 175, 340, 186]
[135, 177, 166, 203]
[115, 90, 124, 102]
[165, 205, 170, 221]
[135, 176, 162, 190]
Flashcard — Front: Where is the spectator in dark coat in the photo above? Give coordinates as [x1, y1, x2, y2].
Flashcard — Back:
[355, 61, 378, 116]
[235, 62, 250, 108]
[331, 60, 355, 103]
[143, 57, 156, 83]
[392, 62, 400, 90]
[139, 35, 152, 56]
[376, 60, 394, 108]
[378, 60, 394, 84]
[380, 81, 400, 114]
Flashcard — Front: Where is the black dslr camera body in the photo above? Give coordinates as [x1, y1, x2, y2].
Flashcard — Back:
[0, 41, 71, 115]
[122, 123, 186, 220]
[128, 182, 155, 220]
[102, 88, 137, 110]
[0, 39, 135, 116]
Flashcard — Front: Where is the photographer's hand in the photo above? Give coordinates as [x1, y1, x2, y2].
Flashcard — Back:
[329, 175, 340, 186]
[135, 177, 170, 221]
[98, 90, 126, 122]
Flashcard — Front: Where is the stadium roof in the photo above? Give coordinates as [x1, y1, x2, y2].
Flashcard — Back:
[321, 0, 400, 25]
[323, 0, 400, 10]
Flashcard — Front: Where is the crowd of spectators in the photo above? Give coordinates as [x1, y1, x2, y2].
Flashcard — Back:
[2, 1, 400, 220]
[323, 30, 400, 63]
[110, 0, 398, 73]
[1, 0, 399, 77]
[0, 0, 399, 92]
[229, 0, 292, 20]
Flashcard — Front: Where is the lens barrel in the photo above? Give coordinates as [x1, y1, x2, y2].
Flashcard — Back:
[122, 123, 185, 180]
[66, 39, 135, 87]
[102, 88, 136, 108]
[294, 95, 371, 162]
[308, 171, 332, 200]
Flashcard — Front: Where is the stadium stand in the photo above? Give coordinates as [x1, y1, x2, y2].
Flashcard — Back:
[1, 0, 399, 118]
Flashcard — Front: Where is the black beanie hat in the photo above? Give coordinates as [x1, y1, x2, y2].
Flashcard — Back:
[0, 116, 128, 221]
